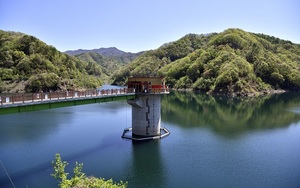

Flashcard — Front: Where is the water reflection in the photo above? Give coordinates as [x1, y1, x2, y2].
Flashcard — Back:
[0, 101, 131, 187]
[126, 141, 166, 188]
[1, 92, 300, 187]
[162, 91, 300, 135]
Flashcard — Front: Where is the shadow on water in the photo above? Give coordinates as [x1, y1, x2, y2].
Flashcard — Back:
[0, 131, 124, 187]
[1, 138, 165, 188]
[0, 101, 129, 144]
[162, 91, 300, 136]
[0, 101, 130, 187]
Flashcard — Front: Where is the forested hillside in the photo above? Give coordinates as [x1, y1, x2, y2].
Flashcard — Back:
[2, 29, 300, 96]
[74, 52, 128, 83]
[0, 30, 104, 93]
[112, 29, 300, 96]
[65, 48, 143, 83]
[65, 47, 143, 65]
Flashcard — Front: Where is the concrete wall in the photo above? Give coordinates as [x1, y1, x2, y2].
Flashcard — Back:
[128, 95, 161, 137]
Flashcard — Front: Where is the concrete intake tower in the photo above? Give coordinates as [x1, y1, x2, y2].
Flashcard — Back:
[122, 77, 170, 141]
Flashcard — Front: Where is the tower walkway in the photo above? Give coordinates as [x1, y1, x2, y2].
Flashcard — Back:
[1, 76, 171, 141]
[0, 88, 169, 115]
[0, 88, 136, 115]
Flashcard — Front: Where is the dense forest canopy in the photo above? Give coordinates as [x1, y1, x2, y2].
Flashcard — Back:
[1, 28, 300, 96]
[65, 48, 143, 84]
[0, 30, 104, 93]
[74, 52, 127, 83]
[65, 47, 143, 64]
[112, 28, 300, 96]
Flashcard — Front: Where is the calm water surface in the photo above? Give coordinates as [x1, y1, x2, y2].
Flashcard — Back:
[1, 91, 300, 187]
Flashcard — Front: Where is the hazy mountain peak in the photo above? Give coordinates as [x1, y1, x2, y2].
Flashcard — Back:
[64, 47, 139, 57]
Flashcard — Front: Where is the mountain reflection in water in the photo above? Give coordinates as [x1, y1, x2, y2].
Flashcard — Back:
[162, 91, 300, 135]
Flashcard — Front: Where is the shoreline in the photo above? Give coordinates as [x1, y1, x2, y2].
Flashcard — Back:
[172, 88, 287, 97]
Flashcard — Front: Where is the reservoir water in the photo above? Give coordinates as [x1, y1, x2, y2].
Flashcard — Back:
[1, 91, 300, 187]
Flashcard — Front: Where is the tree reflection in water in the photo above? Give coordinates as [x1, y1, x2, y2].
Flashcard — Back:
[162, 91, 300, 136]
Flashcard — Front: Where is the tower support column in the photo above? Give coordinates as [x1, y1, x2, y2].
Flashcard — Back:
[130, 95, 161, 137]
[121, 77, 170, 141]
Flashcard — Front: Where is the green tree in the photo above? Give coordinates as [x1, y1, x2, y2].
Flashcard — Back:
[0, 30, 104, 92]
[25, 73, 59, 92]
[51, 153, 127, 188]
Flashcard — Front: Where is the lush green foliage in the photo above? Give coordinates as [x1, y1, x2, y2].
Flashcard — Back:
[111, 33, 214, 85]
[67, 48, 143, 84]
[112, 29, 300, 96]
[2, 28, 300, 96]
[52, 153, 127, 188]
[75, 52, 125, 83]
[65, 47, 142, 65]
[0, 30, 104, 93]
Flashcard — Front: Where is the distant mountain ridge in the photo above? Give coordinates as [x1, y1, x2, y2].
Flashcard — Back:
[74, 52, 124, 83]
[65, 47, 143, 64]
[65, 47, 144, 83]
[65, 47, 122, 56]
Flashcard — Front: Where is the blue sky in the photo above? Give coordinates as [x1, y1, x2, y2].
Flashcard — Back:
[1, 0, 299, 52]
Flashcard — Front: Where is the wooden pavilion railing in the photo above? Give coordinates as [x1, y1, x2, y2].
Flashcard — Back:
[0, 88, 170, 106]
[0, 88, 134, 106]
